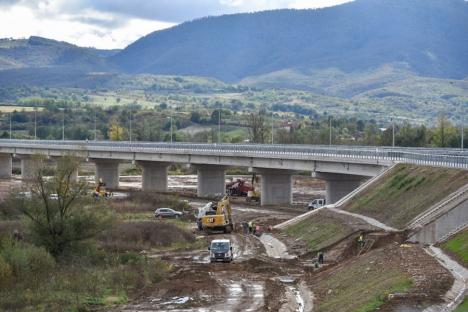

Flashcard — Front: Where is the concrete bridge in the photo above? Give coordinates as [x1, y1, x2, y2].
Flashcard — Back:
[0, 140, 467, 205]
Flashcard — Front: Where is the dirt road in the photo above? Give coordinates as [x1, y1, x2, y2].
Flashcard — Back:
[118, 201, 315, 312]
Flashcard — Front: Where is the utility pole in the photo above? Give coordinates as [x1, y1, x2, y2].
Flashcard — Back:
[34, 108, 37, 140]
[9, 113, 11, 140]
[329, 116, 332, 146]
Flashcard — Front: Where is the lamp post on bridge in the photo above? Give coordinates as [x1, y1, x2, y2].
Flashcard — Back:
[9, 113, 11, 140]
[34, 108, 37, 140]
[329, 116, 332, 146]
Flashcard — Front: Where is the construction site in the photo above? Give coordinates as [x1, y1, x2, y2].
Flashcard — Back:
[0, 161, 467, 312]
[96, 163, 468, 311]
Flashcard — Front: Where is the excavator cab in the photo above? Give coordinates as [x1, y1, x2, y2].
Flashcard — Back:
[201, 196, 234, 233]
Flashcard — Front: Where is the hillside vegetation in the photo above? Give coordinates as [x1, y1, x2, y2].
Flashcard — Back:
[343, 164, 468, 229]
[441, 228, 468, 268]
[113, 0, 468, 82]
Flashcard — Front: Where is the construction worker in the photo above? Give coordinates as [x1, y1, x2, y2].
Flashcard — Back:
[357, 234, 365, 249]
[318, 251, 324, 264]
[248, 221, 253, 234]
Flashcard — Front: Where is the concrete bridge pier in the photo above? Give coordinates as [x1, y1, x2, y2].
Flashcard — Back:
[19, 155, 41, 180]
[257, 169, 293, 206]
[196, 165, 226, 197]
[0, 153, 12, 178]
[93, 159, 120, 189]
[137, 161, 170, 192]
[315, 172, 367, 204]
[51, 156, 79, 183]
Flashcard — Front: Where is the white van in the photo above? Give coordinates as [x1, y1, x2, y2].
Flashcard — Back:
[208, 239, 233, 263]
[307, 198, 326, 210]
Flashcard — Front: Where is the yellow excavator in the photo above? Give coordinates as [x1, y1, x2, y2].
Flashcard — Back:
[92, 178, 113, 199]
[201, 196, 234, 233]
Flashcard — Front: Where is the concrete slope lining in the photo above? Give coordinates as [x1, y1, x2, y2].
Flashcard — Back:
[408, 184, 468, 229]
[274, 164, 396, 230]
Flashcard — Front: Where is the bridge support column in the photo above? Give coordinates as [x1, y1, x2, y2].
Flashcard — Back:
[51, 156, 79, 183]
[93, 159, 120, 189]
[196, 165, 225, 197]
[0, 154, 12, 179]
[137, 161, 170, 192]
[315, 172, 367, 204]
[20, 155, 41, 180]
[258, 169, 293, 206]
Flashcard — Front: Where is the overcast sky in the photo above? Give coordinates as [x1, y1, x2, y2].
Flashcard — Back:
[0, 0, 353, 49]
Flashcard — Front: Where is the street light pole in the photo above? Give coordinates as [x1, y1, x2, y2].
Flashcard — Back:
[62, 108, 65, 141]
[34, 108, 37, 140]
[218, 109, 221, 144]
[271, 111, 274, 144]
[170, 116, 173, 143]
[94, 108, 97, 141]
[329, 116, 332, 146]
[462, 114, 465, 150]
[392, 117, 395, 148]
[129, 110, 132, 142]
[9, 113, 11, 140]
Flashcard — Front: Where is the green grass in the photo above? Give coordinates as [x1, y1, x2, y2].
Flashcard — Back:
[454, 297, 468, 312]
[442, 229, 468, 266]
[344, 164, 468, 229]
[284, 210, 354, 252]
[312, 247, 413, 312]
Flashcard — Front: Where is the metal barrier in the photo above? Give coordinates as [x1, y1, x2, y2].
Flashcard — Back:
[0, 140, 467, 168]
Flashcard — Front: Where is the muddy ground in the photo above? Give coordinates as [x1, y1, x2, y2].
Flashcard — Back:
[0, 176, 455, 312]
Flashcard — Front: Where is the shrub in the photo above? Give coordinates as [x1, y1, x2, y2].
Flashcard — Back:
[0, 255, 12, 288]
[0, 238, 55, 283]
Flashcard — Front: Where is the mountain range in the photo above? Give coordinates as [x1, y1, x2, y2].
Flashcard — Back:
[0, 0, 467, 103]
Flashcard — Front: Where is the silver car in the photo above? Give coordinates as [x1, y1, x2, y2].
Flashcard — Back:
[155, 208, 183, 219]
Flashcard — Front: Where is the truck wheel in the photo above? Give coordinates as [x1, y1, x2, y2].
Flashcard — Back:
[225, 225, 232, 233]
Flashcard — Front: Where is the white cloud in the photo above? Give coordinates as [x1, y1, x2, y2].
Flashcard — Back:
[0, 0, 353, 48]
[0, 4, 174, 49]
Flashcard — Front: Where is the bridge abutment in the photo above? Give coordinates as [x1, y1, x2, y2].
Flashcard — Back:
[0, 153, 12, 178]
[258, 169, 293, 206]
[315, 172, 367, 204]
[137, 161, 170, 192]
[196, 165, 226, 197]
[94, 159, 120, 189]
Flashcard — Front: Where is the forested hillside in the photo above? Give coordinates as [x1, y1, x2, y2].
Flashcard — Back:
[113, 0, 468, 82]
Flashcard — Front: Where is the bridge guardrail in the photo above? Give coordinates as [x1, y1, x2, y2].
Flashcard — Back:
[0, 140, 466, 168]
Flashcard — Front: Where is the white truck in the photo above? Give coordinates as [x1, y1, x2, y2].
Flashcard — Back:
[208, 239, 233, 263]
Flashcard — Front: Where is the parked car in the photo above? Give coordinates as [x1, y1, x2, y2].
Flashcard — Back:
[155, 208, 183, 219]
[307, 198, 326, 210]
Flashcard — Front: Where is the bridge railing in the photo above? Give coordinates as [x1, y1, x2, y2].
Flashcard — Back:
[0, 140, 467, 168]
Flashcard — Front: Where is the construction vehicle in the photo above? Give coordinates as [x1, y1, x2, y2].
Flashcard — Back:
[200, 196, 234, 233]
[226, 178, 253, 196]
[92, 178, 113, 199]
[246, 173, 260, 203]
